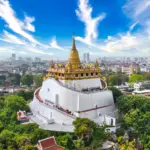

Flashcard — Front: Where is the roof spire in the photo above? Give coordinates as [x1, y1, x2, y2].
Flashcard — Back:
[72, 33, 76, 51]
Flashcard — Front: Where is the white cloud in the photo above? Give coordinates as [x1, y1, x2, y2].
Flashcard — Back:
[75, 0, 150, 56]
[75, 0, 106, 45]
[0, 47, 9, 52]
[101, 33, 139, 52]
[123, 0, 150, 22]
[24, 15, 35, 32]
[0, 46, 17, 53]
[0, 0, 39, 44]
[129, 22, 138, 31]
[50, 37, 64, 50]
[26, 46, 53, 55]
[0, 31, 25, 45]
[134, 0, 150, 17]
[0, 43, 54, 56]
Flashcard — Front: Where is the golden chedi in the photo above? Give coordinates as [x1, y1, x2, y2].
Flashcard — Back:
[68, 36, 81, 69]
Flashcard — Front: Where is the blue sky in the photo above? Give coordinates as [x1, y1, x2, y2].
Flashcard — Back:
[0, 0, 150, 60]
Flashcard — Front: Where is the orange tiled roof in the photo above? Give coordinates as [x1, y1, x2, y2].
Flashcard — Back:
[38, 137, 63, 150]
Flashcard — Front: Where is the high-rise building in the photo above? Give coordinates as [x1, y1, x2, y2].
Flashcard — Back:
[34, 57, 41, 62]
[83, 52, 90, 63]
[26, 57, 32, 63]
[11, 53, 16, 61]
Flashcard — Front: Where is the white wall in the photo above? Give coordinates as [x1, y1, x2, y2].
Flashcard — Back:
[60, 78, 102, 90]
[30, 98, 74, 125]
[38, 78, 115, 119]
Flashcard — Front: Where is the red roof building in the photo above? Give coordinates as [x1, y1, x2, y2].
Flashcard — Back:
[37, 136, 63, 150]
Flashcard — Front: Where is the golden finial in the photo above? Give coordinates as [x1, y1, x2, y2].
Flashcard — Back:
[72, 33, 76, 51]
[65, 61, 72, 71]
[95, 60, 99, 68]
[50, 60, 54, 68]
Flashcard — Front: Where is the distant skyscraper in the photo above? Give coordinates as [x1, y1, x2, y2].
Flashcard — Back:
[83, 52, 90, 63]
[11, 53, 16, 61]
[18, 57, 23, 61]
[26, 57, 32, 63]
[87, 53, 90, 62]
[34, 57, 41, 62]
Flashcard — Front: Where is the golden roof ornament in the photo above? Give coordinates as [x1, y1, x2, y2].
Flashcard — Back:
[50, 60, 54, 68]
[67, 35, 81, 69]
[95, 60, 99, 68]
[65, 61, 72, 71]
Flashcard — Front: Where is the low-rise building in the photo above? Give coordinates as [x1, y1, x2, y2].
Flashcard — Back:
[134, 81, 150, 90]
[121, 64, 140, 76]
[37, 136, 63, 150]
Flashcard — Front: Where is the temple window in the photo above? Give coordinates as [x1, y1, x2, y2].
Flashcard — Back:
[59, 73, 60, 76]
[62, 74, 64, 77]
[91, 73, 93, 76]
[81, 73, 83, 77]
[96, 73, 98, 75]
[86, 73, 88, 76]
[75, 74, 78, 77]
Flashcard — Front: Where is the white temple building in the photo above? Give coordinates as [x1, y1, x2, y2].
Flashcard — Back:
[30, 37, 117, 132]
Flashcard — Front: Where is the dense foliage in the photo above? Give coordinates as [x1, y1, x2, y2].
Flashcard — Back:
[0, 73, 21, 86]
[21, 75, 33, 87]
[73, 118, 105, 149]
[117, 95, 150, 149]
[16, 91, 34, 101]
[129, 74, 144, 83]
[33, 74, 43, 88]
[108, 73, 128, 86]
[0, 94, 106, 150]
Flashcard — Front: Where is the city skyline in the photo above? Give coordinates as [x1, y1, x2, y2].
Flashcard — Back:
[0, 0, 150, 60]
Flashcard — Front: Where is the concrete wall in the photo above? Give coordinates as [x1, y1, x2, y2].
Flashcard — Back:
[30, 98, 74, 125]
[38, 78, 115, 119]
[60, 78, 102, 90]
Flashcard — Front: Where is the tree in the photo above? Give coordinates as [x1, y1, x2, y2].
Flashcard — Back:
[30, 128, 49, 144]
[16, 91, 34, 101]
[116, 128, 125, 137]
[108, 86, 123, 103]
[90, 127, 105, 149]
[15, 136, 31, 149]
[117, 95, 150, 114]
[0, 75, 6, 85]
[119, 141, 136, 150]
[0, 130, 16, 149]
[117, 95, 150, 149]
[124, 110, 150, 149]
[73, 118, 105, 149]
[33, 74, 43, 88]
[56, 134, 75, 150]
[4, 95, 29, 112]
[11, 74, 21, 85]
[108, 73, 128, 86]
[21, 74, 33, 87]
[129, 74, 144, 83]
[73, 139, 85, 150]
[20, 145, 36, 150]
[143, 72, 150, 80]
[73, 118, 97, 139]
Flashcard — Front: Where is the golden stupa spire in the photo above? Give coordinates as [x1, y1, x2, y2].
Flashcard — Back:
[95, 60, 99, 68]
[67, 34, 81, 69]
[72, 34, 76, 51]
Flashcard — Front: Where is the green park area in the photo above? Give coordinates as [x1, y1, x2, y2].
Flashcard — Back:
[0, 88, 149, 150]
